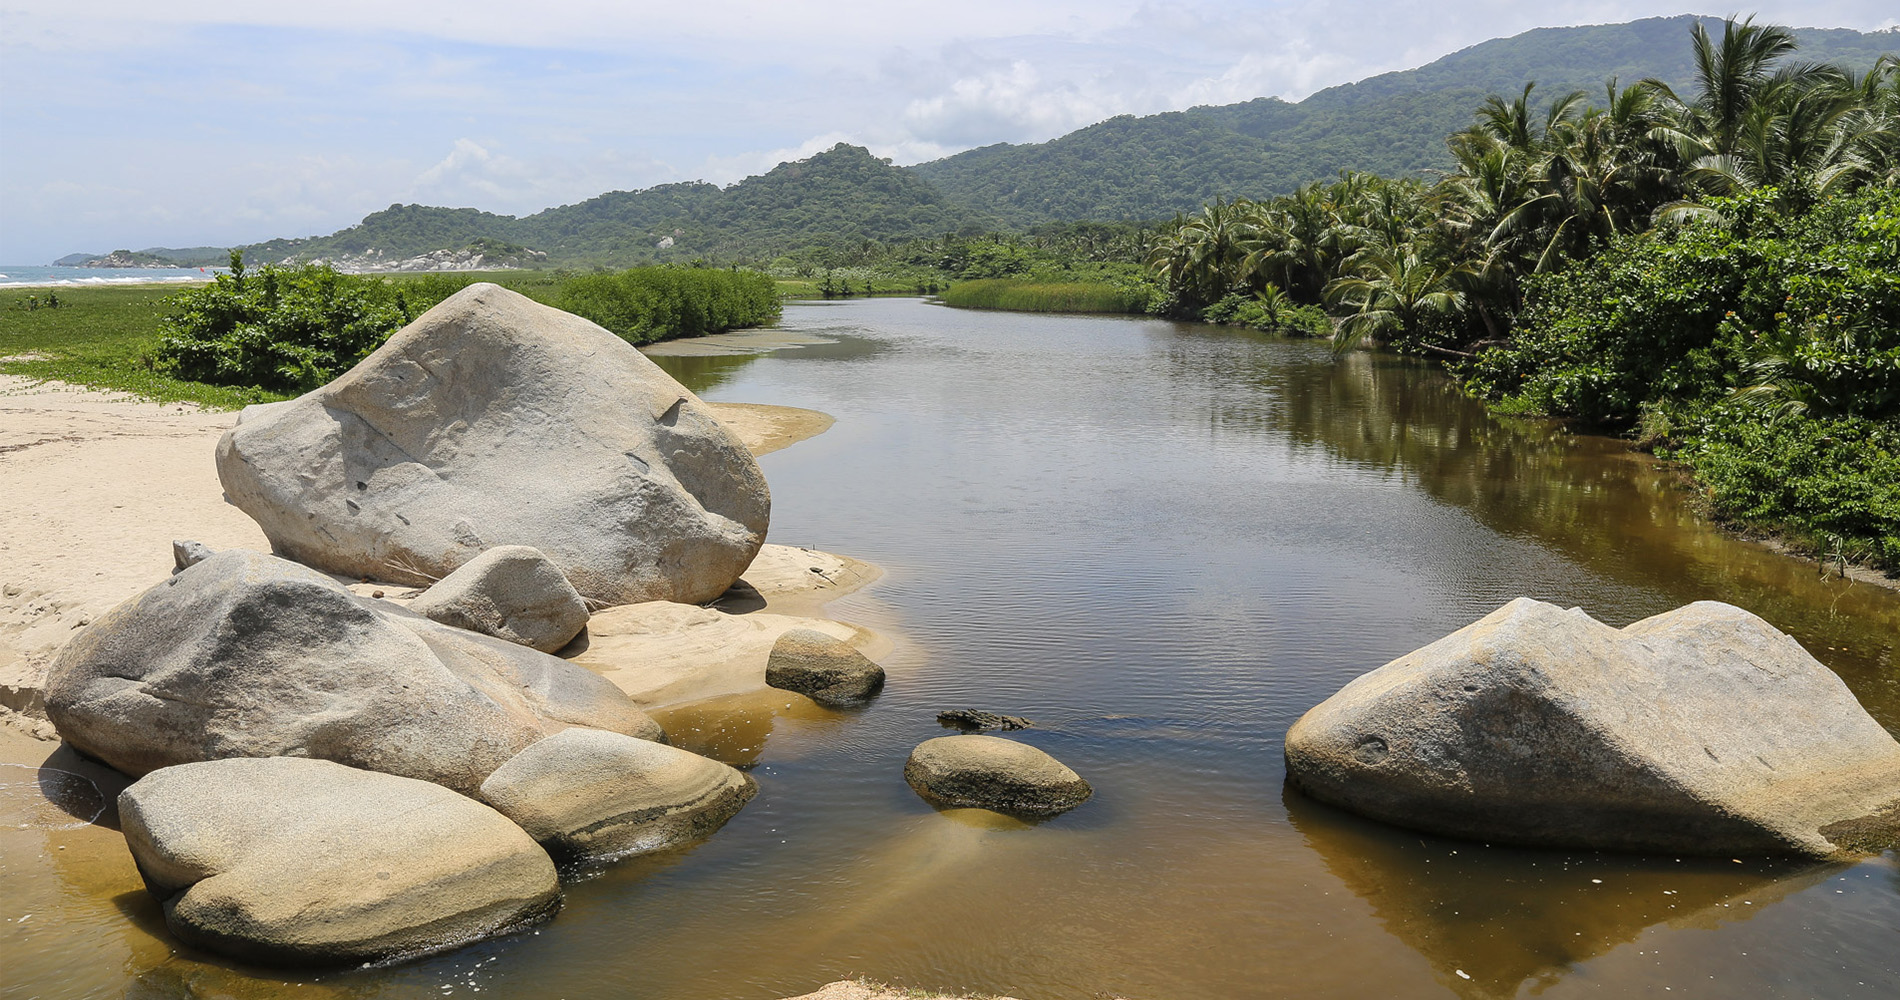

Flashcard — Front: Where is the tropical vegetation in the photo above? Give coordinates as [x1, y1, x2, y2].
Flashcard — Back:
[1142, 16, 1898, 568]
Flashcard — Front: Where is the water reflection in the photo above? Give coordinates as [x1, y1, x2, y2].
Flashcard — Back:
[1286, 785, 1838, 999]
[1160, 326, 1900, 724]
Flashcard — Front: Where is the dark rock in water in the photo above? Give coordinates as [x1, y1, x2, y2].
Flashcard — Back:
[936, 709, 1033, 731]
[46, 549, 660, 796]
[170, 540, 214, 573]
[904, 735, 1091, 817]
[764, 628, 884, 706]
[120, 756, 558, 966]
[1284, 597, 1900, 857]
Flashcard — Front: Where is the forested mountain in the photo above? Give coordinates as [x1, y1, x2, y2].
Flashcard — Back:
[910, 15, 1898, 226]
[241, 145, 984, 265]
[237, 15, 1896, 264]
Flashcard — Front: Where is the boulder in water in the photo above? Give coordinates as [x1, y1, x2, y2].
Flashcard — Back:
[478, 728, 756, 861]
[904, 735, 1092, 817]
[764, 628, 885, 706]
[215, 283, 771, 607]
[120, 756, 559, 965]
[409, 545, 590, 653]
[45, 550, 660, 795]
[1284, 598, 1900, 857]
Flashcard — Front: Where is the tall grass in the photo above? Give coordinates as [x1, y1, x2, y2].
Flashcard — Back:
[556, 269, 781, 344]
[939, 279, 1147, 314]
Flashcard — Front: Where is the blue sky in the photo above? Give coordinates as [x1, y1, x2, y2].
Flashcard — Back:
[2, 2, 1895, 262]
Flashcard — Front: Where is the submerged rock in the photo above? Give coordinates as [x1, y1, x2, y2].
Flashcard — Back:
[478, 728, 756, 862]
[935, 709, 1033, 732]
[45, 550, 659, 795]
[1284, 598, 1900, 857]
[765, 628, 885, 706]
[215, 282, 771, 607]
[410, 545, 590, 653]
[120, 756, 558, 965]
[904, 735, 1092, 817]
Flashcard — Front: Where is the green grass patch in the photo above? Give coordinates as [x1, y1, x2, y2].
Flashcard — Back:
[1, 285, 286, 408]
[939, 279, 1149, 314]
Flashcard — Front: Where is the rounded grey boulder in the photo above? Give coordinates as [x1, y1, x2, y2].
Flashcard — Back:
[410, 545, 590, 653]
[45, 550, 660, 795]
[765, 628, 886, 706]
[1284, 598, 1900, 857]
[479, 728, 756, 862]
[904, 735, 1092, 817]
[215, 283, 771, 607]
[119, 756, 559, 966]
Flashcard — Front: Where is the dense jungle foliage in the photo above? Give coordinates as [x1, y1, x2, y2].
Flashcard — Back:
[1144, 17, 1900, 568]
[156, 255, 780, 393]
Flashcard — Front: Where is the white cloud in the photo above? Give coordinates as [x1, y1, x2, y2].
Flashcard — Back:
[4, 0, 1897, 260]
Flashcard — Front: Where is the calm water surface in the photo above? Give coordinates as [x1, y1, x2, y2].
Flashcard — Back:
[7, 297, 1899, 999]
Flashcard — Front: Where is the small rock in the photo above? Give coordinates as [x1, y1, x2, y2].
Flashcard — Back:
[409, 546, 590, 653]
[904, 735, 1092, 817]
[765, 628, 885, 706]
[120, 756, 559, 966]
[479, 728, 756, 862]
[936, 709, 1033, 731]
[170, 540, 214, 573]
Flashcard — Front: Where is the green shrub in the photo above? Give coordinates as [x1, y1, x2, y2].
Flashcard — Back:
[155, 255, 414, 393]
[1199, 288, 1332, 336]
[1465, 189, 1900, 426]
[1667, 412, 1900, 568]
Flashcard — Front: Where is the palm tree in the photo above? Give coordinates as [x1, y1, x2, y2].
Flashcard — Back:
[1323, 243, 1473, 355]
[1649, 16, 1802, 158]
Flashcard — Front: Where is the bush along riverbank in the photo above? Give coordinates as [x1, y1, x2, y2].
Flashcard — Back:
[1136, 17, 1900, 573]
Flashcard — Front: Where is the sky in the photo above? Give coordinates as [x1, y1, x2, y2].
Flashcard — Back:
[2, 2, 1896, 262]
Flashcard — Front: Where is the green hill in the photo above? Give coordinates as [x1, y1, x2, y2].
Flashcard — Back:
[242, 145, 985, 266]
[909, 15, 1899, 226]
[239, 15, 1897, 262]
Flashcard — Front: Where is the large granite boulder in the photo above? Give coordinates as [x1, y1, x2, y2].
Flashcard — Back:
[120, 756, 559, 965]
[215, 283, 771, 607]
[1285, 598, 1900, 857]
[45, 550, 660, 795]
[904, 736, 1093, 817]
[410, 545, 590, 653]
[479, 728, 756, 862]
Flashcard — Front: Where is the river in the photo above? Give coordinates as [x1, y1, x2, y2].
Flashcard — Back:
[6, 296, 1898, 999]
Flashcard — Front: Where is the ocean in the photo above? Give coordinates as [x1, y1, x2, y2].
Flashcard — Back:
[0, 264, 227, 287]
